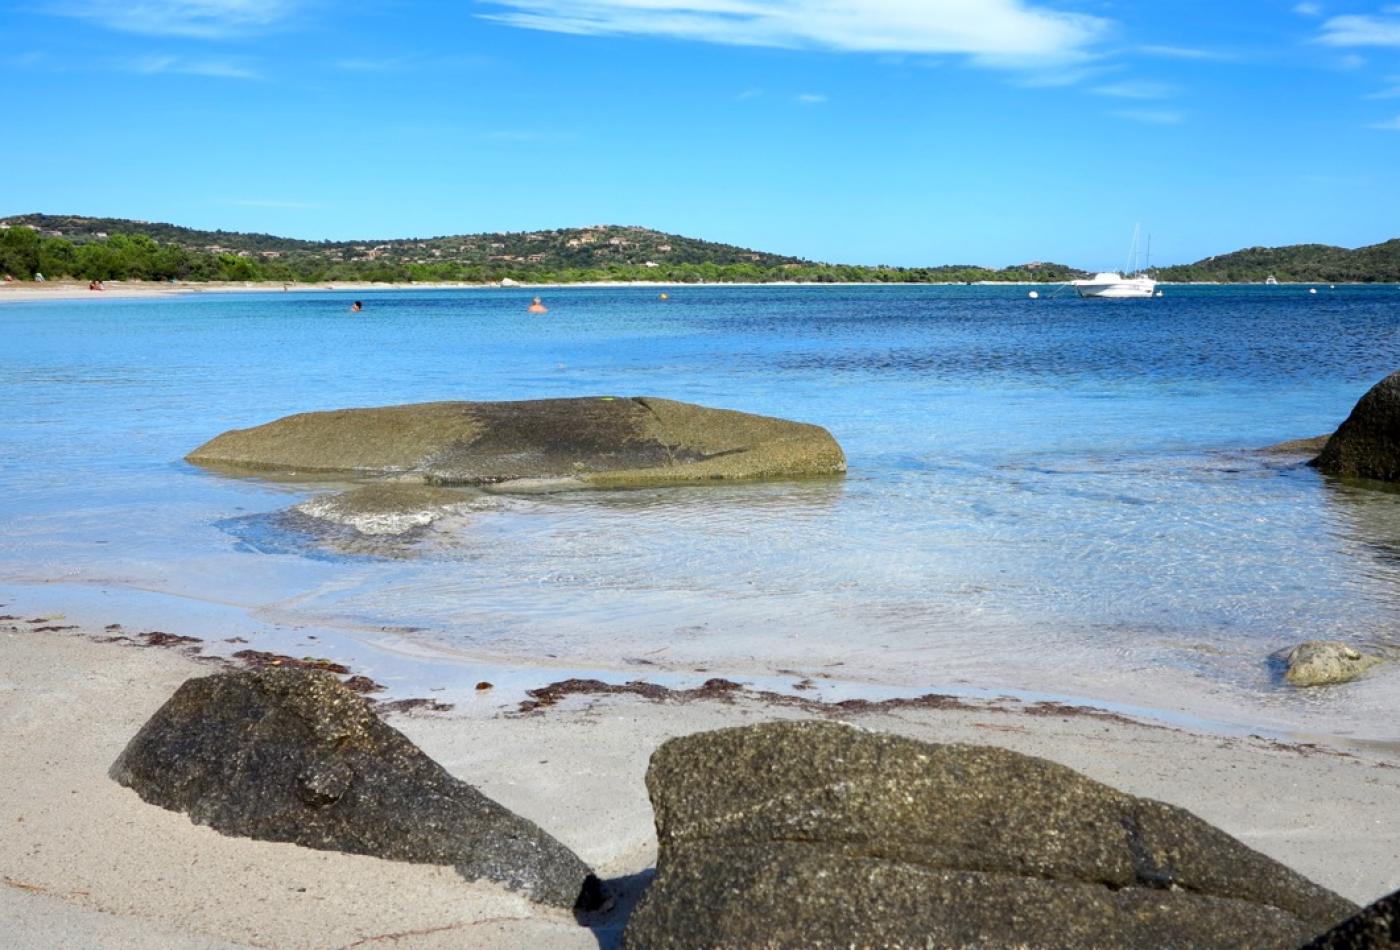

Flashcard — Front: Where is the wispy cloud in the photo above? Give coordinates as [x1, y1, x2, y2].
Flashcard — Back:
[795, 92, 827, 103]
[3, 51, 48, 69]
[1109, 108, 1184, 125]
[1370, 114, 1400, 130]
[1317, 13, 1400, 47]
[52, 0, 301, 38]
[737, 87, 763, 100]
[1011, 63, 1117, 88]
[335, 57, 406, 73]
[1366, 76, 1400, 98]
[477, 0, 1111, 66]
[1136, 44, 1231, 61]
[1091, 80, 1176, 100]
[130, 54, 263, 79]
[1294, 2, 1322, 15]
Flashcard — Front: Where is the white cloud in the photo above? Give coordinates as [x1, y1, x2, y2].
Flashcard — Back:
[1294, 2, 1322, 15]
[795, 92, 827, 103]
[1370, 114, 1400, 129]
[1135, 44, 1232, 60]
[131, 54, 263, 79]
[1109, 108, 1183, 125]
[1090, 80, 1176, 99]
[53, 0, 299, 38]
[477, 0, 1111, 65]
[1317, 14, 1400, 47]
[1337, 53, 1367, 69]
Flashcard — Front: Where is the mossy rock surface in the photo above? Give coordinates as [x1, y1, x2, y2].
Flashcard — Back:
[1301, 886, 1400, 948]
[187, 396, 846, 488]
[624, 721, 1356, 949]
[112, 668, 597, 908]
[1315, 371, 1400, 482]
[1284, 640, 1382, 687]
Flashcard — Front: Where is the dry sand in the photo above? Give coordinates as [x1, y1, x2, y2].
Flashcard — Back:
[0, 280, 485, 304]
[3, 620, 1398, 949]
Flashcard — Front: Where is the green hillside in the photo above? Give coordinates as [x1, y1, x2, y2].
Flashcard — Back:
[0, 213, 1083, 284]
[1157, 239, 1400, 283]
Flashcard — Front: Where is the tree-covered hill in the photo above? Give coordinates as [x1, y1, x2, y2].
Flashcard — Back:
[1156, 239, 1400, 283]
[0, 213, 1085, 284]
[5, 213, 1398, 285]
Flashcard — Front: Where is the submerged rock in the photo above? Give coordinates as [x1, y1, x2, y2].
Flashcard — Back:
[624, 721, 1354, 949]
[290, 483, 477, 536]
[187, 396, 846, 488]
[1314, 371, 1400, 481]
[1301, 886, 1400, 948]
[1259, 435, 1331, 457]
[111, 669, 598, 909]
[1284, 640, 1382, 687]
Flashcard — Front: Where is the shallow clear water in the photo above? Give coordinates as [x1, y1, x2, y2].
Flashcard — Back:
[4, 284, 1400, 738]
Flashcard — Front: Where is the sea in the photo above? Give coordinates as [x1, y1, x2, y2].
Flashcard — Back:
[3, 284, 1400, 742]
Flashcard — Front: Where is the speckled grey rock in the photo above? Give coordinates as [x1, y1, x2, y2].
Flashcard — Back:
[111, 669, 597, 908]
[1302, 887, 1400, 948]
[186, 396, 846, 488]
[1314, 371, 1400, 481]
[1285, 641, 1382, 687]
[624, 721, 1356, 949]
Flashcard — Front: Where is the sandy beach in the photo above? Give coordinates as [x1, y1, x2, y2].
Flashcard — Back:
[0, 279, 492, 304]
[0, 278, 1123, 305]
[2, 614, 1398, 948]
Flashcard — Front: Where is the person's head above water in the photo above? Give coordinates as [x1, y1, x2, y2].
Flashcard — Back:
[527, 296, 549, 313]
[350, 301, 363, 312]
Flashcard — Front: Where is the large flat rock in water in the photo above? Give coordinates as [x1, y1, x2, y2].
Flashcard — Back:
[624, 721, 1356, 949]
[186, 396, 846, 488]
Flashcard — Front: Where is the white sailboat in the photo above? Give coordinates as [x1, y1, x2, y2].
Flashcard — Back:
[1072, 227, 1157, 299]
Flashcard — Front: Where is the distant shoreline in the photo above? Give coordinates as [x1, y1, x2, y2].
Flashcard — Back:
[1, 278, 1387, 304]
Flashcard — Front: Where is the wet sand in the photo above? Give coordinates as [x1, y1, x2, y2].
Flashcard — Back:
[3, 617, 1399, 948]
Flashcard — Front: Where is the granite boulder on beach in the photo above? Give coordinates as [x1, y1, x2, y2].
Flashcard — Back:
[1302, 886, 1400, 948]
[186, 396, 846, 489]
[111, 668, 602, 909]
[624, 720, 1356, 949]
[1314, 369, 1400, 482]
[1284, 640, 1382, 687]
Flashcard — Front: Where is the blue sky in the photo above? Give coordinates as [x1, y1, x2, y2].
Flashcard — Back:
[4, 1, 1399, 267]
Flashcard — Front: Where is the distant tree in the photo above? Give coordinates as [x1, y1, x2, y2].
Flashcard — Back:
[0, 226, 42, 278]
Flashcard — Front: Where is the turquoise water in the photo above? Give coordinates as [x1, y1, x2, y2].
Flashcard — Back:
[4, 284, 1400, 737]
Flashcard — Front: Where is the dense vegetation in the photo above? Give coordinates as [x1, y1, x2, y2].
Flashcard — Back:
[11, 213, 1395, 285]
[0, 214, 1083, 285]
[1154, 240, 1400, 283]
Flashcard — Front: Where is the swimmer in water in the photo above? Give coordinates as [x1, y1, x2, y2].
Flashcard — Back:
[527, 296, 548, 314]
[350, 301, 363, 312]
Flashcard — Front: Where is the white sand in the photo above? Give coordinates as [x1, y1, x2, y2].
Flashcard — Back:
[2, 622, 1398, 948]
[0, 280, 487, 303]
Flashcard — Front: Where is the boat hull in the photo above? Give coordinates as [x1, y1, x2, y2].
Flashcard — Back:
[1072, 276, 1157, 299]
